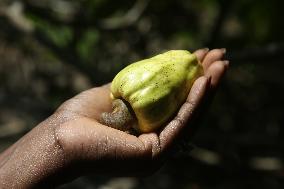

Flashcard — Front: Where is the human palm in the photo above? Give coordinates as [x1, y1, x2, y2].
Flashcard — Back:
[52, 48, 228, 173]
[0, 48, 228, 188]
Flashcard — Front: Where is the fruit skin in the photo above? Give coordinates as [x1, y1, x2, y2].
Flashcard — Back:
[110, 50, 203, 133]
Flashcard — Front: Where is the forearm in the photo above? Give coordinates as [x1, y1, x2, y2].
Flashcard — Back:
[0, 130, 31, 168]
[0, 123, 66, 188]
[0, 141, 20, 168]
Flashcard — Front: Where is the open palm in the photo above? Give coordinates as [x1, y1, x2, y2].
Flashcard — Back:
[0, 48, 228, 188]
[53, 48, 228, 175]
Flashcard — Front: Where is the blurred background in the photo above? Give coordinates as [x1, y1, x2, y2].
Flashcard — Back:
[1, 0, 284, 188]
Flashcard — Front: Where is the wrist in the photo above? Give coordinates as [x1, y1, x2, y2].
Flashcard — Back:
[0, 122, 66, 188]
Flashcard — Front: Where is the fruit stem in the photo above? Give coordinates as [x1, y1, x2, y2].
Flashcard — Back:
[100, 99, 136, 131]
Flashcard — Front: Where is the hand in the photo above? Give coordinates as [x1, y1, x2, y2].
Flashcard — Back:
[0, 48, 228, 188]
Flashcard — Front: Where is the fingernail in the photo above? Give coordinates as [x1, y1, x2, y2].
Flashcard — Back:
[221, 48, 227, 54]
[203, 47, 210, 52]
[223, 60, 229, 65]
[223, 60, 230, 68]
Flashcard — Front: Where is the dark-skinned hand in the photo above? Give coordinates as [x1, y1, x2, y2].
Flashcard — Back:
[0, 48, 228, 188]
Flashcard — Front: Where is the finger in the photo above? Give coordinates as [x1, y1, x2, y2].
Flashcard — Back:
[56, 117, 148, 161]
[159, 76, 210, 151]
[138, 133, 161, 158]
[205, 60, 229, 89]
[202, 48, 226, 70]
[193, 48, 209, 63]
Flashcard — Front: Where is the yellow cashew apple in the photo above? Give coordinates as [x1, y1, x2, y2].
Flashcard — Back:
[101, 50, 203, 133]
